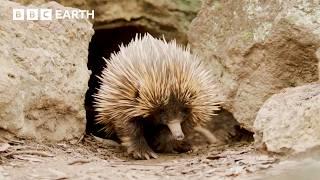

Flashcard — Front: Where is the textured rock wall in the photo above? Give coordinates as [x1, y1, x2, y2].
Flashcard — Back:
[0, 1, 94, 141]
[15, 0, 201, 44]
[189, 0, 320, 131]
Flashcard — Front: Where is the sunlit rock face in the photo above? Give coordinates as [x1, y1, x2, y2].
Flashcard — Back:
[188, 0, 319, 131]
[0, 1, 94, 141]
[254, 83, 320, 154]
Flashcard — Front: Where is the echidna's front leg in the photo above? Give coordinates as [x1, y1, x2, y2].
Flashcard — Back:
[118, 120, 158, 160]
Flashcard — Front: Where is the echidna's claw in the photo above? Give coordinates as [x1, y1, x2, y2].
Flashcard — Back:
[129, 147, 158, 160]
[150, 151, 159, 159]
[144, 153, 150, 160]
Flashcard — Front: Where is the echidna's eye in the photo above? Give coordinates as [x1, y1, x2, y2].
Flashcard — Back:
[158, 108, 165, 116]
[181, 107, 189, 114]
[177, 107, 190, 120]
[159, 110, 168, 124]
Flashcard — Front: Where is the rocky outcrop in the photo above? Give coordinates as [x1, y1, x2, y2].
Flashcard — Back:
[188, 0, 320, 131]
[0, 1, 94, 141]
[15, 0, 201, 44]
[254, 83, 320, 154]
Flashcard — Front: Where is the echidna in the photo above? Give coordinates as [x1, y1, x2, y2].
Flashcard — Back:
[94, 34, 221, 159]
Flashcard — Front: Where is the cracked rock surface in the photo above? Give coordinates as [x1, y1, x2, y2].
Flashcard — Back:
[0, 0, 94, 141]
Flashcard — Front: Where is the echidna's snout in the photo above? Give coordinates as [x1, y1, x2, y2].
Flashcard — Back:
[167, 121, 184, 141]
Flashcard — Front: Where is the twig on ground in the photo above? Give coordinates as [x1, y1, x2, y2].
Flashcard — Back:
[4, 150, 54, 157]
[68, 159, 91, 165]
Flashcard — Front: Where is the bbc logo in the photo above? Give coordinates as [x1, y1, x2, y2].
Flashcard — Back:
[13, 9, 53, 20]
[12, 8, 95, 20]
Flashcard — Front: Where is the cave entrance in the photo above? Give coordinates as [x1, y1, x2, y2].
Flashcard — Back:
[85, 26, 152, 138]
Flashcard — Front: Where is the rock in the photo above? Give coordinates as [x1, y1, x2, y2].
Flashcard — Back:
[188, 0, 319, 131]
[254, 83, 320, 154]
[14, 0, 201, 44]
[248, 157, 320, 180]
[0, 1, 94, 141]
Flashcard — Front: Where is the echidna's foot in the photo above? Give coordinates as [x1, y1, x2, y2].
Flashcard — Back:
[127, 144, 158, 160]
[172, 140, 192, 153]
[119, 120, 159, 160]
[122, 135, 158, 160]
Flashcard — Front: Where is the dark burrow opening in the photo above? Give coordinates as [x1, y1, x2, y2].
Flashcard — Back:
[85, 26, 254, 143]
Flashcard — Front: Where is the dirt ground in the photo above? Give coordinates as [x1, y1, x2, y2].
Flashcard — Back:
[0, 134, 284, 180]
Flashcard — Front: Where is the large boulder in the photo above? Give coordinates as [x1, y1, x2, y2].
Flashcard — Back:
[15, 0, 201, 44]
[188, 0, 319, 131]
[254, 83, 320, 154]
[0, 1, 94, 141]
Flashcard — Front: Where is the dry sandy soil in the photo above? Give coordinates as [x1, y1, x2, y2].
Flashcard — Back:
[0, 135, 283, 180]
